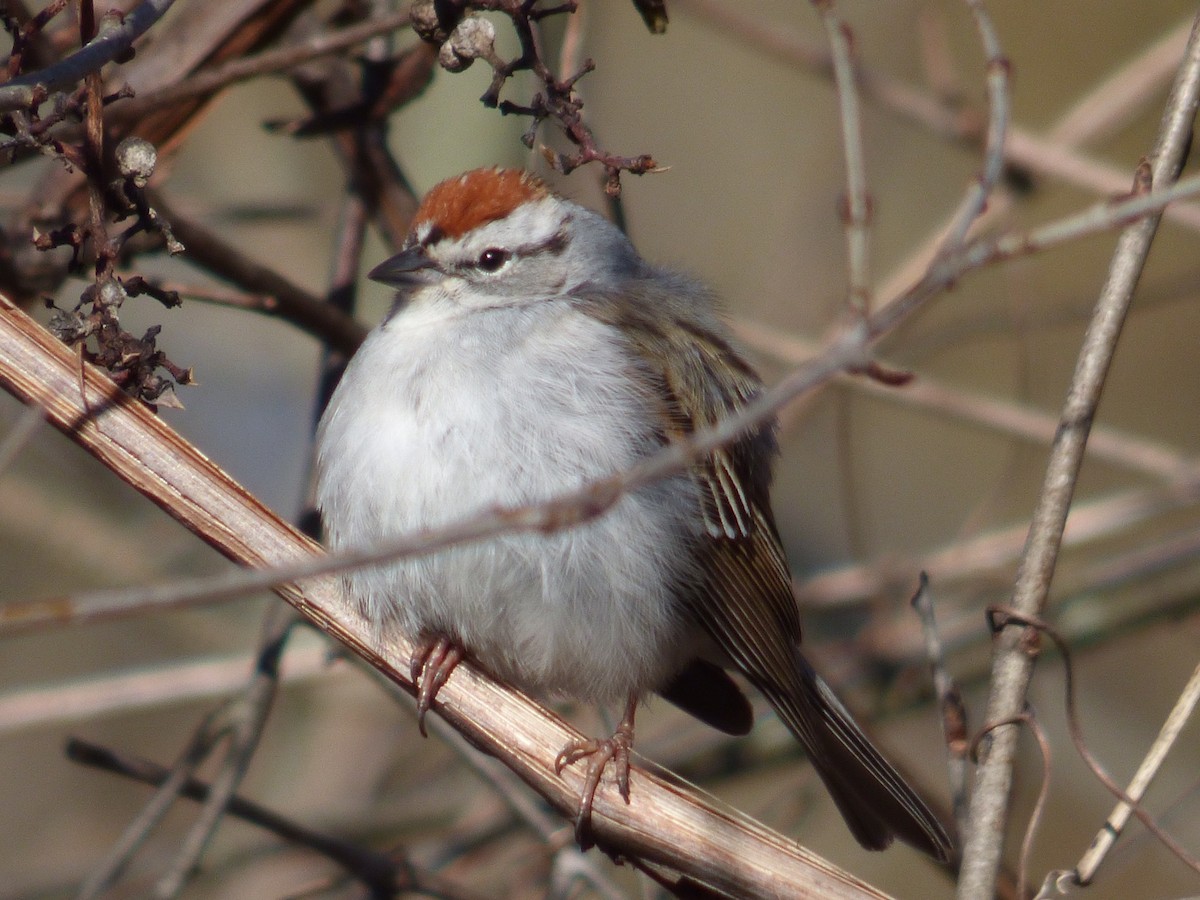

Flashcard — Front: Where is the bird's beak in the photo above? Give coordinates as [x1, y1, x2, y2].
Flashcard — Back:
[368, 247, 438, 287]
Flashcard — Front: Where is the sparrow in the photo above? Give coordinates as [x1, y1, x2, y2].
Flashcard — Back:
[315, 167, 953, 861]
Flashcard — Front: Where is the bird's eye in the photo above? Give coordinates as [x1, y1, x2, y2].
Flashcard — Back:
[477, 248, 510, 272]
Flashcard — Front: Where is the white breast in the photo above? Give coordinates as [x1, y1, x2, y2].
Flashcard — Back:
[315, 298, 700, 702]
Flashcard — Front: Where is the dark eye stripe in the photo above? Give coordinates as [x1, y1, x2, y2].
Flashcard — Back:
[459, 229, 570, 275]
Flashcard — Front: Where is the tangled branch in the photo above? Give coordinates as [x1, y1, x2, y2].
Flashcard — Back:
[411, 0, 662, 195]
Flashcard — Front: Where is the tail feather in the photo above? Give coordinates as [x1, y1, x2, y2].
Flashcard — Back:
[761, 656, 954, 862]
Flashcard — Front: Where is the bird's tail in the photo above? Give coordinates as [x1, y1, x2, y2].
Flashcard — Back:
[759, 654, 954, 862]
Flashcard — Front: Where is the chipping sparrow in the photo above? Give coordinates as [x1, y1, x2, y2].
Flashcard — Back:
[315, 167, 952, 861]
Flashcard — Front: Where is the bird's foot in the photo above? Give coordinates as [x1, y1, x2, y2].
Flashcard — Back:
[409, 634, 463, 737]
[553, 695, 637, 849]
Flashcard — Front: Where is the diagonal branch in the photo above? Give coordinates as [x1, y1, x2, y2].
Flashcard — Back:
[0, 301, 890, 899]
[955, 14, 1200, 899]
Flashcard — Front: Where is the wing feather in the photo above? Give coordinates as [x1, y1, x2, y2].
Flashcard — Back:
[572, 277, 952, 861]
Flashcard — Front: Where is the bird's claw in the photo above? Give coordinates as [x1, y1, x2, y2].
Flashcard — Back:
[409, 634, 463, 737]
[554, 718, 634, 849]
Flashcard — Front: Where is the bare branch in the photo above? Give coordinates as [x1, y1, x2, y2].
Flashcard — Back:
[813, 0, 873, 314]
[1073, 660, 1200, 885]
[114, 8, 414, 119]
[911, 575, 970, 839]
[0, 0, 178, 113]
[0, 292, 890, 900]
[956, 17, 1200, 898]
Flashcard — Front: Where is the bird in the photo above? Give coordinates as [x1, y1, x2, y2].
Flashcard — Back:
[315, 166, 953, 861]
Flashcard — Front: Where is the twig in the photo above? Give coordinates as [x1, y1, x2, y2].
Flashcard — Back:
[114, 8, 415, 120]
[0, 0, 178, 112]
[73, 606, 296, 898]
[133, 280, 280, 314]
[933, 0, 1008, 259]
[910, 575, 969, 842]
[411, 0, 658, 195]
[798, 461, 1200, 610]
[986, 607, 1200, 882]
[969, 709, 1052, 900]
[278, 9, 421, 252]
[153, 194, 367, 357]
[65, 738, 446, 899]
[309, 159, 372, 424]
[813, 0, 873, 314]
[1065, 523, 1200, 595]
[733, 319, 1193, 481]
[679, 0, 1200, 236]
[77, 704, 225, 899]
[878, 12, 1193, 310]
[1048, 17, 1194, 147]
[956, 17, 1200, 899]
[0, 639, 337, 733]
[1072, 660, 1200, 885]
[154, 605, 297, 898]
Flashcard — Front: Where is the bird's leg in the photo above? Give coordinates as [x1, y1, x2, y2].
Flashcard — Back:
[554, 692, 638, 849]
[409, 634, 463, 738]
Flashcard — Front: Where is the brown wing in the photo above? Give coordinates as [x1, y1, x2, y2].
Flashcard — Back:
[576, 280, 953, 860]
[572, 282, 801, 657]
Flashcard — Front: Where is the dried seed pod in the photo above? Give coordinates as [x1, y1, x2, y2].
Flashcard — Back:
[115, 137, 157, 189]
[438, 16, 496, 72]
[411, 0, 457, 45]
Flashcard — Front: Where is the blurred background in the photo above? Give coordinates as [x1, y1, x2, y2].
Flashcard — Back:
[1, 0, 1199, 896]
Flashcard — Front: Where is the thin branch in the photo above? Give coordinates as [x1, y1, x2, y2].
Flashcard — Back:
[986, 607, 1200, 882]
[0, 0, 178, 112]
[65, 738, 485, 900]
[911, 575, 969, 841]
[1073, 660, 1200, 885]
[133, 279, 280, 314]
[969, 709, 1052, 900]
[799, 457, 1200, 611]
[113, 8, 415, 120]
[679, 0, 1200, 236]
[153, 605, 296, 898]
[880, 13, 1195, 313]
[77, 705, 224, 899]
[956, 17, 1200, 898]
[0, 640, 336, 733]
[933, 0, 1008, 259]
[153, 195, 367, 356]
[813, 0, 873, 314]
[1048, 17, 1194, 147]
[733, 319, 1193, 481]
